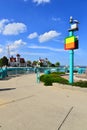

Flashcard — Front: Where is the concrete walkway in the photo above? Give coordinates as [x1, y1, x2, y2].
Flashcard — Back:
[0, 74, 87, 130]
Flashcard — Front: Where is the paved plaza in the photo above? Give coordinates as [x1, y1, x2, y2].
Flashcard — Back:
[0, 74, 87, 130]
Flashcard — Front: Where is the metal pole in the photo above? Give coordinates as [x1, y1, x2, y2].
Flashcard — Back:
[69, 31, 74, 84]
[69, 50, 74, 84]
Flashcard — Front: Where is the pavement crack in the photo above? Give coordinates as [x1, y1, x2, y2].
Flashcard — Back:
[0, 95, 35, 107]
[58, 106, 73, 130]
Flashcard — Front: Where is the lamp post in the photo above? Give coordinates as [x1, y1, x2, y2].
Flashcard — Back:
[64, 16, 79, 84]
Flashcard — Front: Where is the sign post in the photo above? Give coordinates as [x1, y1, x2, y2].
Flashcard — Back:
[64, 16, 79, 84]
[69, 50, 74, 83]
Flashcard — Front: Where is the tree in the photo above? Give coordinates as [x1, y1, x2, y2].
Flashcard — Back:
[51, 64, 55, 67]
[27, 60, 32, 66]
[47, 61, 52, 67]
[0, 59, 3, 67]
[32, 60, 38, 66]
[39, 62, 43, 67]
[1, 56, 8, 66]
[55, 62, 60, 67]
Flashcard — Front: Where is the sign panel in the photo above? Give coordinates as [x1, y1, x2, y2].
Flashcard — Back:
[64, 36, 78, 50]
[71, 23, 78, 31]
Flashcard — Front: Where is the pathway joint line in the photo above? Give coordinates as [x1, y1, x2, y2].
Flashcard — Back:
[58, 106, 73, 130]
[0, 95, 35, 107]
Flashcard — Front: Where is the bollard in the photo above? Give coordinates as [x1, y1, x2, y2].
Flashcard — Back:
[36, 69, 40, 83]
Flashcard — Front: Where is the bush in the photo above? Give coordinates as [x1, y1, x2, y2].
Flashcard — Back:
[40, 73, 87, 88]
[72, 81, 87, 88]
[40, 73, 68, 86]
[52, 76, 68, 84]
[40, 72, 87, 88]
[40, 74, 53, 86]
[51, 72, 65, 75]
[40, 74, 49, 82]
[44, 76, 52, 86]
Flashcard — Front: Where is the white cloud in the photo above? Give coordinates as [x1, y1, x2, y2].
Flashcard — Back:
[0, 19, 9, 33]
[9, 39, 26, 50]
[28, 32, 38, 39]
[24, 0, 28, 2]
[33, 0, 50, 5]
[25, 52, 47, 56]
[39, 30, 61, 43]
[0, 19, 27, 35]
[52, 17, 61, 22]
[53, 39, 64, 43]
[10, 50, 18, 56]
[3, 22, 27, 35]
[28, 45, 64, 52]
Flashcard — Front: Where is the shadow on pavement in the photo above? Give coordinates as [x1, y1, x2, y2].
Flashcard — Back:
[0, 88, 16, 91]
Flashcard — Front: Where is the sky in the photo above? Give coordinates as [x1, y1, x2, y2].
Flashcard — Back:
[0, 0, 87, 66]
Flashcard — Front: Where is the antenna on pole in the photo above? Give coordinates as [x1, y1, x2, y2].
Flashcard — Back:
[7, 45, 10, 62]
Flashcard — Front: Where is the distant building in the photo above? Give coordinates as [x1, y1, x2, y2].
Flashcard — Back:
[38, 58, 48, 67]
[9, 54, 26, 67]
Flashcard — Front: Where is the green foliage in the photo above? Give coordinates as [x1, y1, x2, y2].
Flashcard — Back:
[50, 64, 55, 67]
[40, 72, 87, 88]
[0, 56, 8, 67]
[40, 74, 52, 86]
[32, 61, 38, 66]
[47, 61, 52, 67]
[44, 76, 53, 86]
[40, 72, 68, 86]
[40, 74, 51, 82]
[52, 76, 69, 84]
[51, 72, 65, 75]
[55, 62, 60, 67]
[27, 60, 32, 66]
[0, 59, 3, 67]
[72, 81, 87, 88]
[39, 62, 44, 67]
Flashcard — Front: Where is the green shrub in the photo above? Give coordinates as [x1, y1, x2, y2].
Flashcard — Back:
[40, 74, 51, 82]
[40, 73, 87, 88]
[40, 75, 46, 82]
[44, 76, 52, 86]
[40, 74, 53, 86]
[52, 76, 68, 84]
[72, 81, 87, 88]
[40, 73, 68, 86]
[51, 72, 65, 75]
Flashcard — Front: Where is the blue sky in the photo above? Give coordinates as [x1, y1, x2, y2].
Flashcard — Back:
[0, 0, 87, 66]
